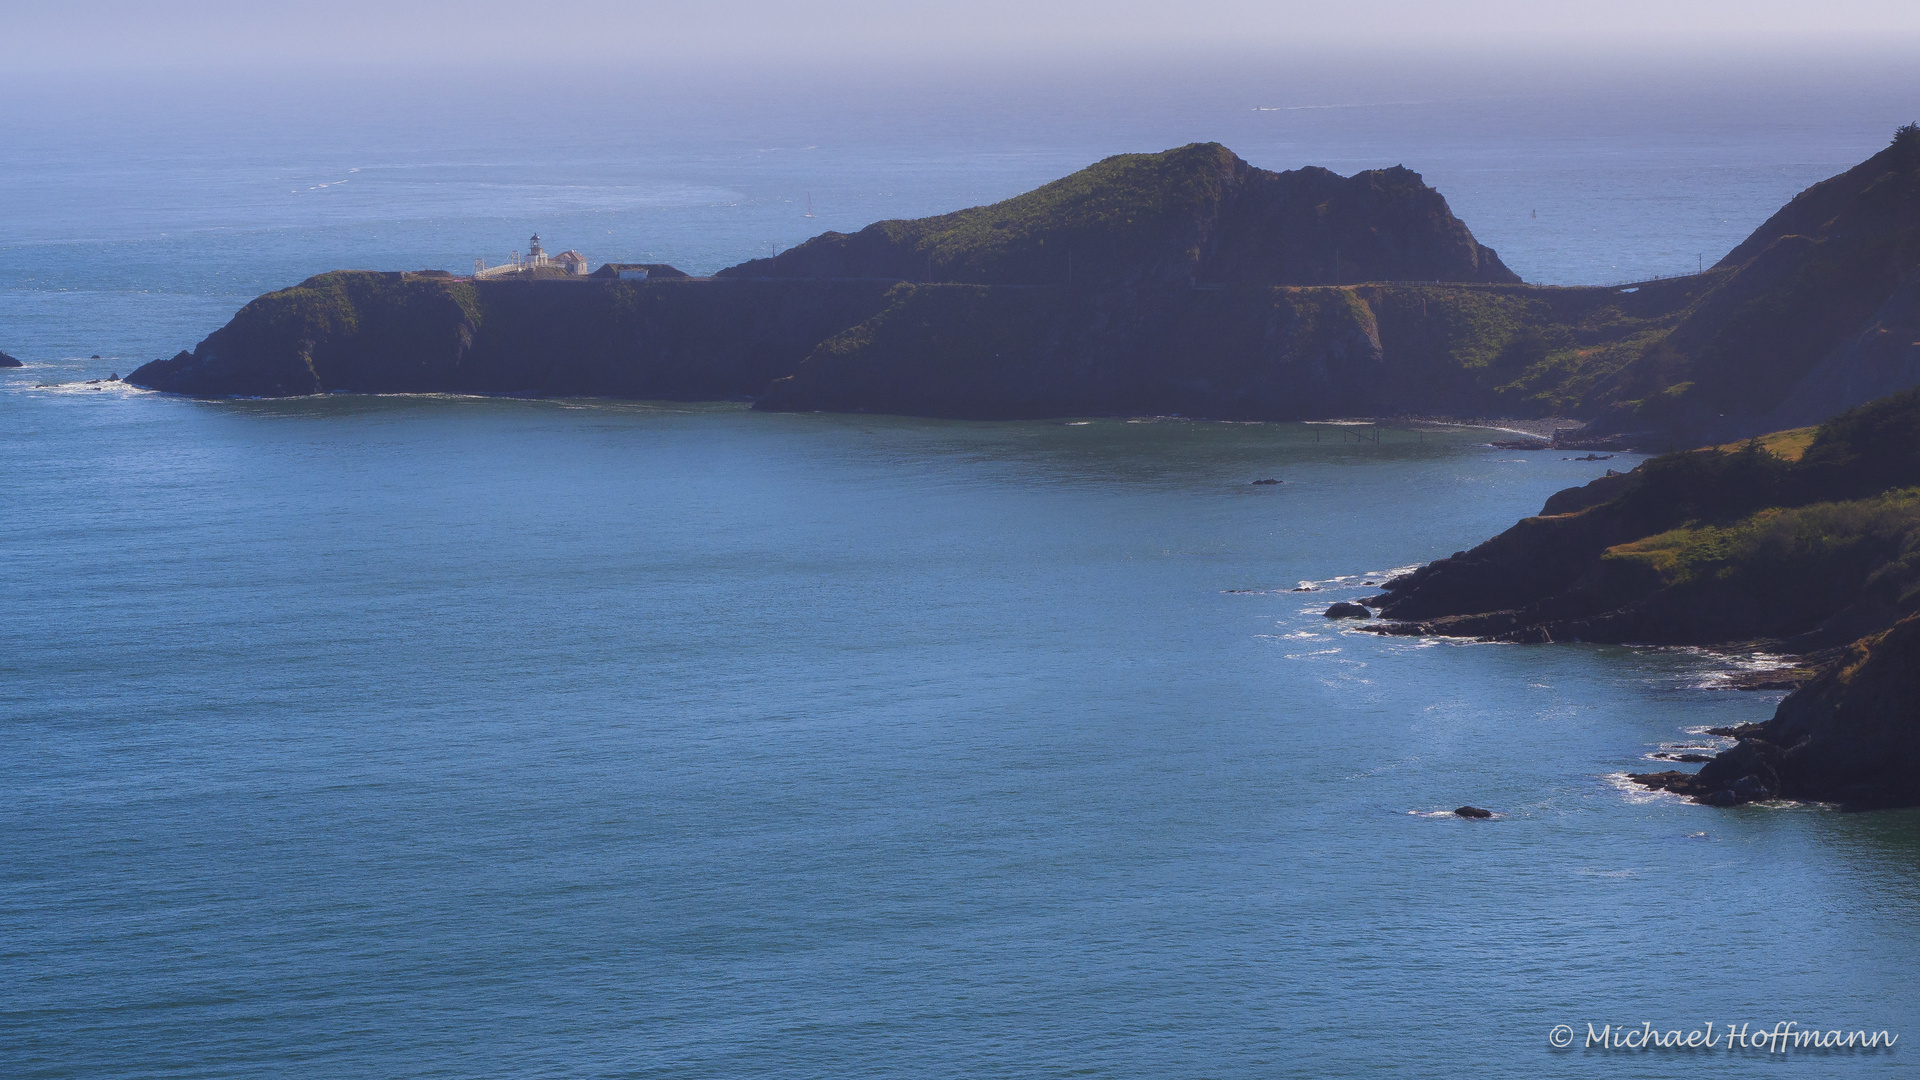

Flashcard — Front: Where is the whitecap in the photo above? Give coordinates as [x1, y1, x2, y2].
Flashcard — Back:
[1602, 772, 1689, 804]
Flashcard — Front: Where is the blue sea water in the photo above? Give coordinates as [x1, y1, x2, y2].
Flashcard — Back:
[4, 58, 1920, 1078]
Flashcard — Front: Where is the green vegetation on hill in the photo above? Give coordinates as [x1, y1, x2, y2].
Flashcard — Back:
[1713, 426, 1817, 461]
[1600, 125, 1920, 439]
[720, 143, 1243, 286]
[1373, 385, 1920, 807]
[721, 142, 1516, 288]
[748, 127, 1919, 431]
[1374, 387, 1920, 645]
[861, 141, 1239, 284]
[134, 129, 1920, 440]
[128, 270, 899, 400]
[1596, 488, 1920, 638]
[1356, 275, 1713, 416]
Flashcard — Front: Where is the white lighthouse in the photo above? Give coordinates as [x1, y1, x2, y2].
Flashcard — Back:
[473, 233, 586, 278]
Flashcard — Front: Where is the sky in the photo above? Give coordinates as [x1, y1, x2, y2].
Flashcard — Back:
[5, 0, 1920, 75]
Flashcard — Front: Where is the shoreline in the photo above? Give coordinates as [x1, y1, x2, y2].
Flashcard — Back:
[1311, 415, 1591, 441]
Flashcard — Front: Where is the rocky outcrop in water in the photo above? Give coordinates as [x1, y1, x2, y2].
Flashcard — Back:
[1363, 386, 1920, 809]
[1632, 614, 1920, 808]
[0, 350, 21, 368]
[1368, 389, 1920, 648]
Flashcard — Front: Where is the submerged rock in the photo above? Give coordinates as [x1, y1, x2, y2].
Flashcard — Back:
[1453, 806, 1494, 819]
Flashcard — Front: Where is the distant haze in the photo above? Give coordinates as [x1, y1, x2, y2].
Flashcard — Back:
[7, 0, 1920, 74]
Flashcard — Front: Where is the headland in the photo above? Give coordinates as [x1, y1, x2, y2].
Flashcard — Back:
[128, 132, 1920, 448]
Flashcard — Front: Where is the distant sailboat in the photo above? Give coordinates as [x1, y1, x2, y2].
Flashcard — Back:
[804, 193, 815, 218]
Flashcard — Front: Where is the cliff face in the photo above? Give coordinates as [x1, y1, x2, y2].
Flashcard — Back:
[1589, 127, 1920, 442]
[718, 144, 1517, 289]
[129, 144, 1542, 410]
[1366, 386, 1920, 808]
[1757, 268, 1920, 430]
[753, 269, 1708, 421]
[130, 272, 897, 399]
[1735, 615, 1920, 807]
[131, 133, 1920, 433]
[1634, 615, 1920, 809]
[732, 144, 1525, 420]
[1371, 388, 1920, 647]
[742, 133, 1920, 430]
[755, 283, 1390, 419]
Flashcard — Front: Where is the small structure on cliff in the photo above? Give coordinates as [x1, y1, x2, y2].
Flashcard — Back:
[474, 234, 590, 279]
[590, 263, 692, 280]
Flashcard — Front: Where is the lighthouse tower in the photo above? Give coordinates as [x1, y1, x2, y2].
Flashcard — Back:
[528, 234, 546, 266]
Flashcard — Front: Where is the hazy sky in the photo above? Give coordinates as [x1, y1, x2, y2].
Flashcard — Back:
[7, 0, 1920, 74]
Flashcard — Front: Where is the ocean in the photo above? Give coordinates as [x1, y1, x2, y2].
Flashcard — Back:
[3, 56, 1918, 1077]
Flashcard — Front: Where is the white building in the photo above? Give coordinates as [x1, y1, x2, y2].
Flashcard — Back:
[473, 234, 589, 278]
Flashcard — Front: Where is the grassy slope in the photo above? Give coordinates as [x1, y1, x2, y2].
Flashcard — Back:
[1603, 126, 1920, 436]
[725, 141, 1517, 289]
[136, 131, 1917, 431]
[129, 271, 900, 399]
[1713, 426, 1818, 460]
[746, 129, 1919, 430]
[1373, 387, 1920, 645]
[722, 143, 1246, 287]
[1358, 275, 1711, 417]
[760, 274, 1707, 420]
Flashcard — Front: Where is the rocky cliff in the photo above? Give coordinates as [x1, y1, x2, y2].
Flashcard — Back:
[752, 276, 1706, 421]
[128, 271, 897, 399]
[130, 131, 1920, 436]
[719, 143, 1517, 288]
[130, 144, 1558, 410]
[1364, 388, 1920, 807]
[1582, 124, 1920, 443]
[1634, 614, 1920, 809]
[742, 130, 1920, 434]
[1369, 388, 1920, 648]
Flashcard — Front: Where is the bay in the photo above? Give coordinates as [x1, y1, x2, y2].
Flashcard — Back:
[3, 56, 1919, 1077]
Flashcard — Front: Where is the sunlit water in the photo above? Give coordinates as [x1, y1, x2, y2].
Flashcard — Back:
[4, 61, 1919, 1078]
